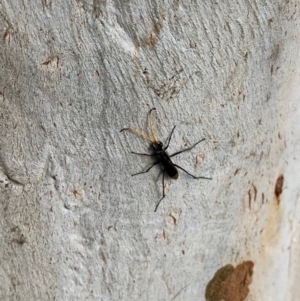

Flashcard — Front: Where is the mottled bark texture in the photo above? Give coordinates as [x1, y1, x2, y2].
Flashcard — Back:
[0, 1, 300, 300]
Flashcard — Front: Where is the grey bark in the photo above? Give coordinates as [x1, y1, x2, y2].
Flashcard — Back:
[0, 1, 300, 300]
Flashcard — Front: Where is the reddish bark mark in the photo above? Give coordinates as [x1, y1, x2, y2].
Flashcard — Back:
[205, 261, 254, 301]
[274, 175, 284, 202]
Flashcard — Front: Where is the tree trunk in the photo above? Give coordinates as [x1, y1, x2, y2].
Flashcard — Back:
[0, 1, 299, 300]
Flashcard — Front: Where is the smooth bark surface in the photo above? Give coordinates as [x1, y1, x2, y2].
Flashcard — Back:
[0, 1, 299, 300]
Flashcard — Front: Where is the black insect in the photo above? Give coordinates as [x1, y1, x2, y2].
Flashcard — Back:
[120, 108, 212, 212]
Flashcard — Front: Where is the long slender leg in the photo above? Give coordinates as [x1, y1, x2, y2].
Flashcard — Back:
[154, 169, 166, 212]
[164, 126, 176, 151]
[170, 138, 205, 157]
[174, 164, 212, 180]
[132, 161, 160, 176]
[131, 151, 156, 156]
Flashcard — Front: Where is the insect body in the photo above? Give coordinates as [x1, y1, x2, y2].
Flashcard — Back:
[120, 108, 212, 212]
[153, 141, 178, 180]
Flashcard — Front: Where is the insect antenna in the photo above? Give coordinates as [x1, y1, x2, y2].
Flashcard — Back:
[120, 108, 158, 144]
[120, 127, 154, 143]
[148, 108, 158, 144]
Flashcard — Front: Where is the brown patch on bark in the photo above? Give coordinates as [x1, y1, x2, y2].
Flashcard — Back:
[274, 175, 284, 203]
[261, 196, 281, 252]
[205, 261, 254, 301]
[260, 176, 284, 252]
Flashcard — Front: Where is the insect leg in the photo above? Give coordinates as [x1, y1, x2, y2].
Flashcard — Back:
[131, 151, 156, 156]
[173, 164, 212, 180]
[132, 161, 160, 176]
[170, 138, 206, 157]
[154, 169, 166, 212]
[164, 126, 176, 150]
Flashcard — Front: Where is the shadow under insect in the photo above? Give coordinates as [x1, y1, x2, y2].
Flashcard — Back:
[120, 108, 212, 212]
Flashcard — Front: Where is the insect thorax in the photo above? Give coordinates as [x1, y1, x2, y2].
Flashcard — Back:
[152, 141, 164, 152]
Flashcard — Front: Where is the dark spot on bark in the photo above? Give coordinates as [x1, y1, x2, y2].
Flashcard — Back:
[274, 175, 284, 202]
[234, 168, 240, 176]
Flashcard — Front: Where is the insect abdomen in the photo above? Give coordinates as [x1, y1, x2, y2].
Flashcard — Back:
[162, 156, 178, 179]
[166, 163, 179, 179]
